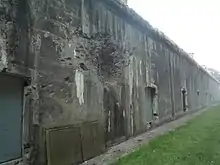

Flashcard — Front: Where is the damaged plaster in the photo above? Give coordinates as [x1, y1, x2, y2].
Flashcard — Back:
[75, 70, 84, 105]
[0, 45, 7, 66]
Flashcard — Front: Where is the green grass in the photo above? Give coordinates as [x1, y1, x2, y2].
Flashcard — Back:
[114, 105, 220, 165]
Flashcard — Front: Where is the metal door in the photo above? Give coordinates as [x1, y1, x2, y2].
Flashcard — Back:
[0, 74, 23, 163]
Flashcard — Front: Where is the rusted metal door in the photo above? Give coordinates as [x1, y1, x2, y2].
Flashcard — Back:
[0, 74, 23, 163]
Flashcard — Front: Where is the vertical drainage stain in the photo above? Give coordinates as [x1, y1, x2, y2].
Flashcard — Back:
[140, 61, 142, 76]
[0, 40, 7, 66]
[128, 57, 134, 135]
[108, 111, 111, 132]
[128, 57, 134, 102]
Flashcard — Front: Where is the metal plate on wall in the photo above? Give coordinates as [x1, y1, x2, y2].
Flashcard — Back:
[0, 74, 23, 163]
[46, 126, 83, 165]
[81, 121, 105, 160]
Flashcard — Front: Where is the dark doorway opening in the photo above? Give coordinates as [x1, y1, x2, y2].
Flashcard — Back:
[181, 87, 187, 112]
[104, 87, 125, 145]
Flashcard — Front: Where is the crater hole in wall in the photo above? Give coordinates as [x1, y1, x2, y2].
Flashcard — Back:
[197, 89, 200, 96]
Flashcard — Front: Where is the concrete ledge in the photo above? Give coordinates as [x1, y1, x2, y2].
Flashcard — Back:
[81, 105, 217, 165]
[0, 159, 23, 165]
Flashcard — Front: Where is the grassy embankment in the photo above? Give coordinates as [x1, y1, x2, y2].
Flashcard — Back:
[115, 105, 220, 165]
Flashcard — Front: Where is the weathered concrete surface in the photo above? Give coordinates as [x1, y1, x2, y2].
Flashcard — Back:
[0, 0, 220, 165]
[80, 105, 212, 165]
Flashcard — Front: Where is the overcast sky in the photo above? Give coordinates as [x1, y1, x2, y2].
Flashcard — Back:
[128, 0, 220, 71]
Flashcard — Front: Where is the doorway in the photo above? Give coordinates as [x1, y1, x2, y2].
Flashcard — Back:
[104, 87, 125, 145]
[181, 87, 188, 112]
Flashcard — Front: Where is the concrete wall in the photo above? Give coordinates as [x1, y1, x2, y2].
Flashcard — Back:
[0, 0, 33, 76]
[151, 40, 220, 118]
[1, 0, 220, 165]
